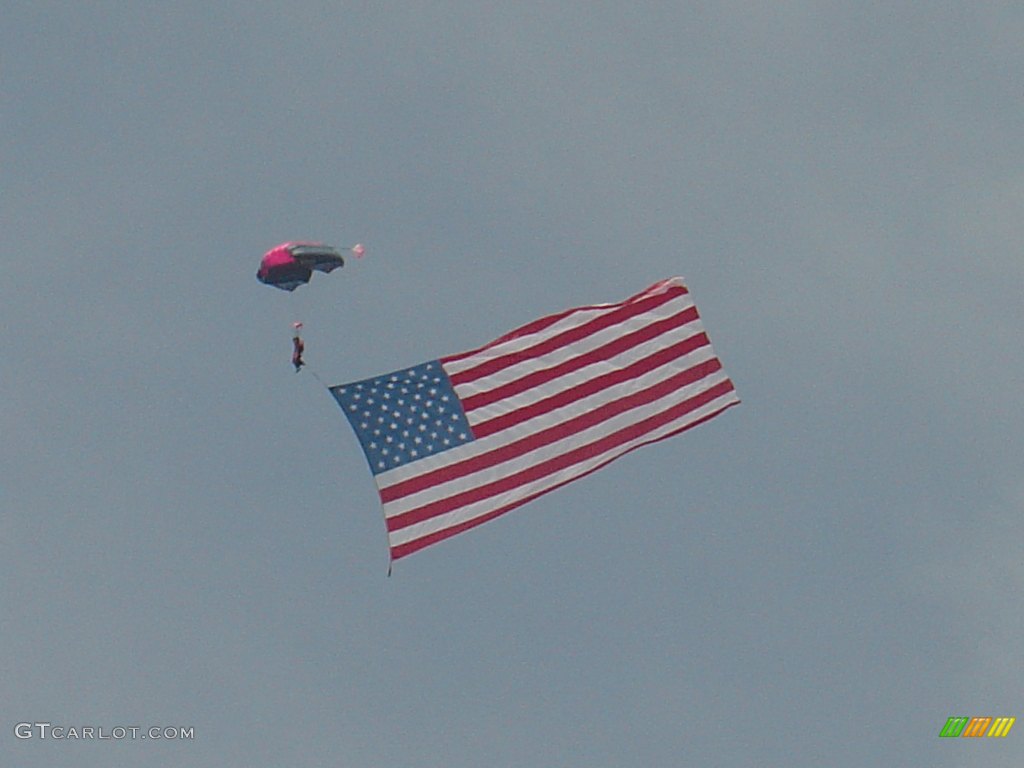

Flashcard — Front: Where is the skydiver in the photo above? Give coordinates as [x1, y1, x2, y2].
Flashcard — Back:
[291, 323, 305, 372]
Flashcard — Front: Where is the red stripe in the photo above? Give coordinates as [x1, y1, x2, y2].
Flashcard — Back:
[389, 397, 740, 560]
[459, 305, 701, 413]
[387, 377, 736, 532]
[445, 286, 686, 386]
[440, 307, 581, 366]
[379, 355, 723, 504]
[471, 331, 710, 439]
[441, 282, 689, 367]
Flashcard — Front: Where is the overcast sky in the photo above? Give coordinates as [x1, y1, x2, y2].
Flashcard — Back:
[3, 3, 1023, 766]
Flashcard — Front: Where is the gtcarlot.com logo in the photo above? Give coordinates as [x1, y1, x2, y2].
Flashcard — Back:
[14, 722, 194, 741]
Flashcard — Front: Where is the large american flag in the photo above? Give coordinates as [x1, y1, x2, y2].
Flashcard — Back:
[331, 277, 739, 562]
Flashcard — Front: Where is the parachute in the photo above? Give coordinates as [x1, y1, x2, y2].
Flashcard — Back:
[257, 240, 365, 371]
[257, 242, 364, 291]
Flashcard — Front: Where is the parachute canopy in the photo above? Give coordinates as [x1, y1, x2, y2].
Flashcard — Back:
[257, 242, 345, 291]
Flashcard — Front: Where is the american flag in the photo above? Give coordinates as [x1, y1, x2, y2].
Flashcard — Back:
[331, 277, 739, 562]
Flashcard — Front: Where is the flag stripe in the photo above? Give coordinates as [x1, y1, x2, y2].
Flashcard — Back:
[386, 377, 736, 531]
[372, 338, 722, 497]
[441, 304, 606, 367]
[391, 402, 737, 559]
[441, 280, 685, 373]
[388, 393, 737, 552]
[443, 285, 684, 383]
[388, 393, 740, 558]
[448, 293, 698, 401]
[457, 305, 701, 413]
[470, 331, 712, 439]
[461, 322, 713, 434]
[380, 364, 731, 521]
[379, 353, 724, 505]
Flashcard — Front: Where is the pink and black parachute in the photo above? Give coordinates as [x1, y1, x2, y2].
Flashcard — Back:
[257, 242, 362, 291]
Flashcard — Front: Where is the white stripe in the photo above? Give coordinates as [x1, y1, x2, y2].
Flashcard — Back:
[376, 340, 723, 491]
[387, 389, 739, 548]
[381, 366, 733, 519]
[458, 323, 711, 427]
[441, 304, 619, 376]
[440, 282, 688, 376]
[449, 294, 699, 402]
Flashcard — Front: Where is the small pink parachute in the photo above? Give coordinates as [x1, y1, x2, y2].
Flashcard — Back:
[257, 242, 365, 291]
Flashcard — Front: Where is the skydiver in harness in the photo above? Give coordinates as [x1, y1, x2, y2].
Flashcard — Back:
[291, 322, 305, 372]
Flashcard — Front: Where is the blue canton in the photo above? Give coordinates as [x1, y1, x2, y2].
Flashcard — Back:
[331, 361, 475, 475]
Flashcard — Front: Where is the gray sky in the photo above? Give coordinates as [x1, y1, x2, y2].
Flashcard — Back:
[3, 2, 1023, 766]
